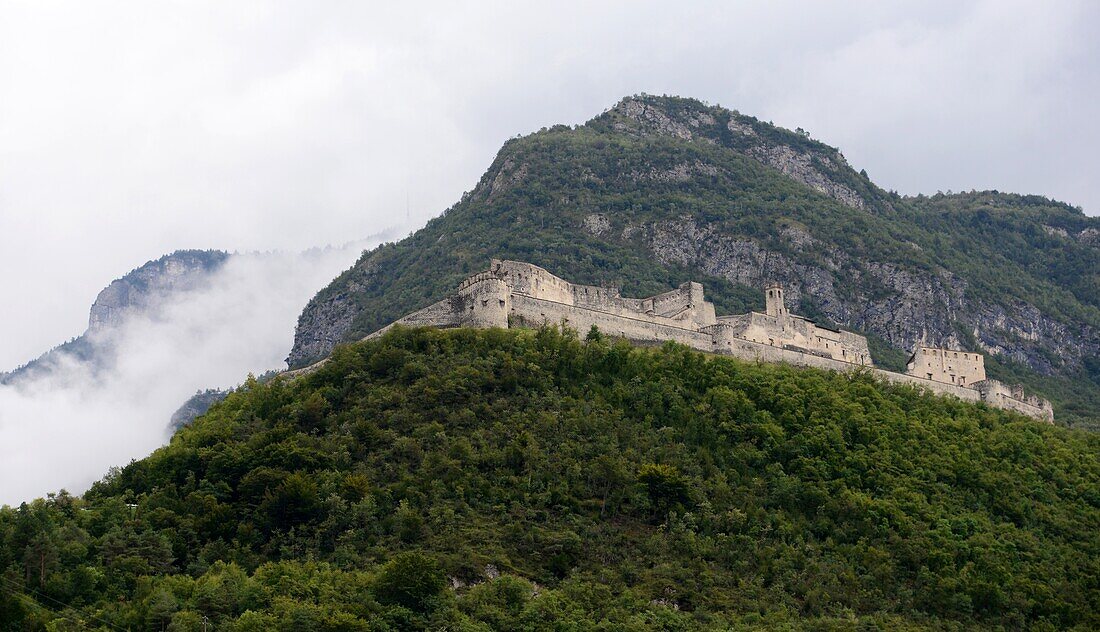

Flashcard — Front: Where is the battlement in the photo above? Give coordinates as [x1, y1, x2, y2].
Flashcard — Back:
[363, 260, 1054, 423]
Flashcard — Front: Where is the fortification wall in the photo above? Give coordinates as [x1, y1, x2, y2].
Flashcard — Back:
[364, 296, 466, 341]
[718, 312, 871, 365]
[353, 262, 1052, 423]
[705, 323, 980, 400]
[509, 294, 714, 349]
[974, 380, 1055, 423]
[907, 347, 986, 386]
[462, 277, 512, 328]
[490, 260, 575, 305]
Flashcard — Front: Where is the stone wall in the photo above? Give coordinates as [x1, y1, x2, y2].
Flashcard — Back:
[907, 347, 987, 387]
[717, 311, 871, 365]
[353, 260, 1053, 423]
[974, 379, 1055, 424]
[509, 294, 715, 349]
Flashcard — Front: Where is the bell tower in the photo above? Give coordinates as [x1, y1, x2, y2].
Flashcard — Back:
[765, 283, 787, 318]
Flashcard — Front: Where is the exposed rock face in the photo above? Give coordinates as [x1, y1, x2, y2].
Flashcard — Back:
[4, 250, 229, 384]
[582, 213, 612, 237]
[629, 160, 719, 183]
[88, 250, 229, 331]
[613, 95, 868, 210]
[169, 388, 229, 431]
[642, 217, 1098, 374]
[288, 292, 359, 368]
[487, 158, 528, 199]
[745, 144, 866, 210]
[612, 98, 701, 140]
[287, 263, 373, 368]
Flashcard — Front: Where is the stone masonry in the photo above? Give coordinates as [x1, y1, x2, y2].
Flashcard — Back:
[363, 260, 1054, 423]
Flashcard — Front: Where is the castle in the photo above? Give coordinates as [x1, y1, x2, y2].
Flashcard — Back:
[366, 259, 1054, 423]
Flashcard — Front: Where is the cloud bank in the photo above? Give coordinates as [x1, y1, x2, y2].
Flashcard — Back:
[0, 243, 376, 506]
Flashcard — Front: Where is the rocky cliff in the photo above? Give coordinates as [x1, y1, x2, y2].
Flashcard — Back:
[3, 250, 229, 384]
[87, 250, 230, 332]
[289, 95, 1100, 428]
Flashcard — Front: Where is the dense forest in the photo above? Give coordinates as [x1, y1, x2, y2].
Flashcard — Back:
[3, 327, 1097, 630]
[291, 95, 1100, 431]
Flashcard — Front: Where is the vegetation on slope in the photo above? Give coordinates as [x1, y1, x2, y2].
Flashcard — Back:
[2, 327, 1098, 630]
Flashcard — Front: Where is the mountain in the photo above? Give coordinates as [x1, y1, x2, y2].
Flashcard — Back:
[2, 327, 1096, 629]
[1, 249, 229, 384]
[0, 242, 383, 506]
[289, 95, 1100, 429]
[168, 387, 231, 430]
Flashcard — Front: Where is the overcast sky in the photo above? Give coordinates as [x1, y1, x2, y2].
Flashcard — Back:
[1, 0, 1098, 369]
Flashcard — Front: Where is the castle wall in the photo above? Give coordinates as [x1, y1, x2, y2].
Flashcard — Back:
[490, 260, 576, 305]
[907, 347, 986, 386]
[717, 312, 871, 365]
[509, 294, 715, 349]
[353, 260, 1052, 423]
[366, 277, 510, 340]
[974, 379, 1055, 424]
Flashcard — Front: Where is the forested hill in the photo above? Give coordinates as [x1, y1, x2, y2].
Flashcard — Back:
[289, 95, 1100, 430]
[2, 327, 1097, 629]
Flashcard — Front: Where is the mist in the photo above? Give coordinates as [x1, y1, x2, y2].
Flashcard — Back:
[0, 240, 384, 506]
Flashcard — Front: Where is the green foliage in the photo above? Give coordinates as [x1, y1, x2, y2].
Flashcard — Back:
[1, 327, 1098, 629]
[373, 552, 445, 613]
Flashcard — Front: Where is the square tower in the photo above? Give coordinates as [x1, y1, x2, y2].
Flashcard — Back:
[765, 283, 787, 318]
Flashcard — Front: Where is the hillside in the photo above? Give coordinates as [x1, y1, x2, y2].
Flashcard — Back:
[1, 249, 229, 384]
[289, 95, 1100, 430]
[2, 327, 1097, 629]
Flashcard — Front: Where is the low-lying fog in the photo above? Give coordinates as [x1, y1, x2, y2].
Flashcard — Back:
[0, 240, 385, 506]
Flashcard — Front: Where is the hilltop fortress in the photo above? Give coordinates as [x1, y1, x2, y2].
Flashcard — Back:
[366, 260, 1054, 423]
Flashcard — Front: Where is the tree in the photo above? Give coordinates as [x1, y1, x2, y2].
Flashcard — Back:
[372, 551, 445, 613]
[590, 455, 628, 518]
[585, 325, 603, 343]
[638, 463, 691, 521]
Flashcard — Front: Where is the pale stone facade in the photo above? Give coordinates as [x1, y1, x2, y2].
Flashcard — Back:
[906, 346, 986, 387]
[713, 283, 872, 365]
[362, 259, 1053, 423]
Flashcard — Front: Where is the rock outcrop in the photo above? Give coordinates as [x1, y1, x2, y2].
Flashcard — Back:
[88, 250, 229, 331]
[3, 250, 229, 384]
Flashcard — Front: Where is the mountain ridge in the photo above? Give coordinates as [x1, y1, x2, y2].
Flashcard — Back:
[1, 249, 229, 384]
[289, 95, 1099, 428]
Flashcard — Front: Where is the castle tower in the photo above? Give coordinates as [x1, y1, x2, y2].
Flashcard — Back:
[765, 283, 787, 318]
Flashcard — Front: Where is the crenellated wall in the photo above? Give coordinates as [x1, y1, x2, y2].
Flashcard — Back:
[974, 379, 1055, 423]
[356, 260, 1053, 422]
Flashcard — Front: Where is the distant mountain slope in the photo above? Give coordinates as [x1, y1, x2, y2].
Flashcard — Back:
[3, 327, 1097, 628]
[1, 249, 229, 384]
[289, 95, 1100, 429]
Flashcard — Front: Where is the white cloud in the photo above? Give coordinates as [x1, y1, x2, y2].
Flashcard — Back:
[0, 243, 371, 506]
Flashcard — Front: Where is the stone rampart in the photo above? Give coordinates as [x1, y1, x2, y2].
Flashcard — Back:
[974, 379, 1055, 424]
[509, 294, 714, 349]
[352, 260, 1053, 423]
